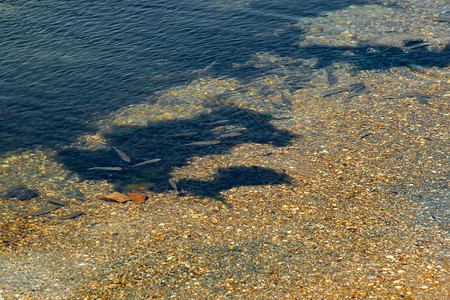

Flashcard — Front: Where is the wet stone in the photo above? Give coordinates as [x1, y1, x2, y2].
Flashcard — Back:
[127, 192, 147, 204]
[6, 186, 39, 201]
[100, 192, 131, 203]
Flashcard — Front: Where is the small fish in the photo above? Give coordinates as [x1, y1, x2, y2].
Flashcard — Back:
[349, 83, 366, 93]
[113, 146, 131, 163]
[168, 179, 179, 193]
[58, 211, 84, 220]
[202, 119, 229, 125]
[360, 133, 373, 140]
[344, 90, 368, 102]
[435, 15, 450, 22]
[25, 205, 60, 217]
[404, 93, 430, 105]
[218, 132, 242, 138]
[171, 132, 198, 137]
[88, 167, 123, 171]
[132, 158, 162, 167]
[47, 198, 67, 206]
[402, 41, 432, 51]
[185, 140, 220, 146]
[323, 86, 352, 98]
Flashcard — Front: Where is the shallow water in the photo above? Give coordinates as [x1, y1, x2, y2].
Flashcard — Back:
[0, 0, 448, 223]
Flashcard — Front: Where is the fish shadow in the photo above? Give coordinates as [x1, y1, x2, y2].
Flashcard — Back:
[56, 105, 296, 201]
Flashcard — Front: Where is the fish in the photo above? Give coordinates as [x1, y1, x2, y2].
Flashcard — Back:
[47, 198, 67, 206]
[113, 146, 131, 163]
[435, 15, 450, 22]
[168, 179, 179, 193]
[202, 120, 229, 125]
[344, 90, 368, 102]
[58, 211, 84, 220]
[403, 93, 430, 105]
[171, 132, 198, 137]
[323, 86, 352, 98]
[24, 205, 60, 217]
[349, 83, 366, 93]
[218, 132, 242, 138]
[402, 41, 432, 51]
[360, 133, 373, 140]
[88, 167, 123, 171]
[132, 158, 162, 167]
[185, 140, 220, 146]
[323, 82, 366, 98]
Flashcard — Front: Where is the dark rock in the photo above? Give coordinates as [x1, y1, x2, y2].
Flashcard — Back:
[6, 186, 39, 201]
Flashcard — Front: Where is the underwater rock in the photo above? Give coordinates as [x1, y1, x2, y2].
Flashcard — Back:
[100, 192, 131, 203]
[127, 192, 147, 204]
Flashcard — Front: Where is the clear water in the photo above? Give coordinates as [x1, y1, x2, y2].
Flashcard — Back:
[0, 0, 448, 227]
[0, 0, 376, 153]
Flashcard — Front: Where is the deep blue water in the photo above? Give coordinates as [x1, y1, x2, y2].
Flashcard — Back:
[0, 0, 380, 153]
[0, 0, 384, 152]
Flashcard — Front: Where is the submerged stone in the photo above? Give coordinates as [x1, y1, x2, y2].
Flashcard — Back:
[127, 192, 147, 204]
[100, 192, 131, 203]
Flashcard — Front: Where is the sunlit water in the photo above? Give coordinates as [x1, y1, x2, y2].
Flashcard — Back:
[0, 0, 448, 226]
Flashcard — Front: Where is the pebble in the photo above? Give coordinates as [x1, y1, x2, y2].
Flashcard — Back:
[100, 192, 131, 203]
